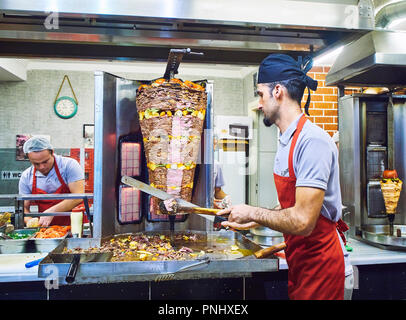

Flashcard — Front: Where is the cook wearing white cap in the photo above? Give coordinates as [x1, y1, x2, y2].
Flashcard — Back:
[19, 136, 85, 227]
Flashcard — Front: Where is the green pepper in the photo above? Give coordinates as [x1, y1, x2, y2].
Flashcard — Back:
[7, 233, 30, 239]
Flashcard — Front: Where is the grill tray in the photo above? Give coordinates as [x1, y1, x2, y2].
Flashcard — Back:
[38, 230, 279, 284]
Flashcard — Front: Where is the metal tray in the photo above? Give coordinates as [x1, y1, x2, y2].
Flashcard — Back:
[249, 227, 284, 246]
[250, 234, 285, 247]
[38, 230, 279, 284]
[0, 238, 27, 254]
[0, 229, 38, 254]
[361, 224, 406, 249]
[32, 233, 69, 253]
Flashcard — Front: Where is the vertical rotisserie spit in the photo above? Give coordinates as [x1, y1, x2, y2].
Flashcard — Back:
[136, 78, 207, 215]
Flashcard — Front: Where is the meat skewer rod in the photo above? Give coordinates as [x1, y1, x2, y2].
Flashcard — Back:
[388, 214, 395, 236]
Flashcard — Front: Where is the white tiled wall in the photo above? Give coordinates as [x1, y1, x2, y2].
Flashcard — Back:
[0, 70, 245, 148]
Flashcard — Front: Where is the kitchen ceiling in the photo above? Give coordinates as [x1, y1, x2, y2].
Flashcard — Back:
[0, 0, 375, 65]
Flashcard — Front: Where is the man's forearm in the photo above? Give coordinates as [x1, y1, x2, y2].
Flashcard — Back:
[251, 206, 312, 236]
[44, 199, 82, 213]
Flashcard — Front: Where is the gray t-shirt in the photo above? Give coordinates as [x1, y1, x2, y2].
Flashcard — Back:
[274, 113, 342, 222]
[19, 154, 84, 194]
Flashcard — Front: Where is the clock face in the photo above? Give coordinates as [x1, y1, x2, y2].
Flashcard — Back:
[54, 97, 78, 119]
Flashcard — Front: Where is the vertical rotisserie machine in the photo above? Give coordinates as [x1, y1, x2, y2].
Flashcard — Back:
[339, 93, 406, 249]
[92, 69, 214, 238]
[325, 31, 406, 250]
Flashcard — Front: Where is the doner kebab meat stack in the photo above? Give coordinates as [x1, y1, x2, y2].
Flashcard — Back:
[380, 170, 403, 214]
[136, 78, 207, 213]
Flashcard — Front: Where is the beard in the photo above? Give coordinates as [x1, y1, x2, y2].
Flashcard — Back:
[263, 116, 274, 127]
[263, 111, 278, 127]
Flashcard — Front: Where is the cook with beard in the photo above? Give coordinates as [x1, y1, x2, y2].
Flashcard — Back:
[18, 137, 85, 227]
[217, 54, 353, 300]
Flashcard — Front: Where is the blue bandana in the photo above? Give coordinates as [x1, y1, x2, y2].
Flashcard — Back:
[258, 54, 318, 115]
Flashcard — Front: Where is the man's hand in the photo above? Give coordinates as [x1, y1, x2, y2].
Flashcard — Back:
[215, 187, 324, 236]
[39, 215, 54, 227]
[216, 204, 260, 230]
[213, 198, 223, 209]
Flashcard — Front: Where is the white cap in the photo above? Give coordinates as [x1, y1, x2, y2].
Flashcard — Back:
[332, 131, 339, 143]
[23, 137, 53, 154]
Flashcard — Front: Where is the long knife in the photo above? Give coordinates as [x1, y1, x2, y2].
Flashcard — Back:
[121, 176, 219, 222]
[121, 176, 282, 259]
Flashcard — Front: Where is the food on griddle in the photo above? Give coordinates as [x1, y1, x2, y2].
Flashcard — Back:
[380, 172, 403, 214]
[136, 78, 207, 213]
[63, 233, 202, 261]
[63, 232, 251, 261]
[35, 225, 70, 238]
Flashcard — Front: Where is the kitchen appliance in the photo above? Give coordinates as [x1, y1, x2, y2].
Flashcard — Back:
[339, 93, 406, 249]
[327, 29, 406, 249]
[214, 116, 253, 205]
[93, 51, 214, 238]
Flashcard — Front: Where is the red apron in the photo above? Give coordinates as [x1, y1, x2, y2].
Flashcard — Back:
[31, 157, 85, 226]
[273, 114, 346, 300]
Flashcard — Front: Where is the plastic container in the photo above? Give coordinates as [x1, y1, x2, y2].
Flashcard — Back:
[71, 207, 83, 238]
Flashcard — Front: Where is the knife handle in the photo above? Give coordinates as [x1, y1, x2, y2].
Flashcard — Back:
[188, 207, 222, 215]
[25, 258, 43, 268]
[66, 254, 80, 284]
[254, 242, 286, 259]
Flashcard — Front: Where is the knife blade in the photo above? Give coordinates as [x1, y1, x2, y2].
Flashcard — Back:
[121, 176, 199, 208]
[121, 176, 221, 222]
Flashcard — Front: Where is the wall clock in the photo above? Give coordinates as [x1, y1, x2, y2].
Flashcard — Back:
[53, 75, 79, 119]
[54, 96, 78, 119]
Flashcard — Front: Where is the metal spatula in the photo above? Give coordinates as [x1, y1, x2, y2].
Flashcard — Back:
[155, 258, 210, 282]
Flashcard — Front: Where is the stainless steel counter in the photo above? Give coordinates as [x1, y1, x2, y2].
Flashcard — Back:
[2, 237, 406, 283]
[0, 252, 48, 283]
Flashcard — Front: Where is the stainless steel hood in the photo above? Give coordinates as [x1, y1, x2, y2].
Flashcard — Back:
[0, 0, 373, 64]
[326, 30, 406, 87]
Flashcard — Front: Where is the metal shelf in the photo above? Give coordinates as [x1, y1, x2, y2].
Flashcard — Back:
[0, 193, 94, 237]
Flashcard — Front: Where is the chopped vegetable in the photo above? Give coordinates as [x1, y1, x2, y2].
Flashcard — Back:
[34, 225, 70, 239]
[7, 232, 31, 239]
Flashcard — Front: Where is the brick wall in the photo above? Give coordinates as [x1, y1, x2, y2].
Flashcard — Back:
[301, 66, 338, 137]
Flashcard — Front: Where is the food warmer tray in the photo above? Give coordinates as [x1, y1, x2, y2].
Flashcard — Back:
[0, 228, 38, 254]
[359, 224, 406, 250]
[38, 230, 279, 285]
[32, 233, 69, 253]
